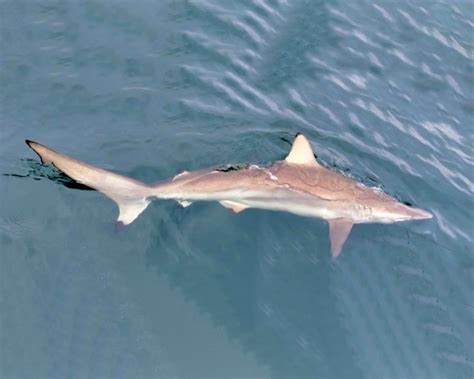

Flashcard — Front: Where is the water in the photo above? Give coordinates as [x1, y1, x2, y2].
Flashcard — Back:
[1, 1, 473, 378]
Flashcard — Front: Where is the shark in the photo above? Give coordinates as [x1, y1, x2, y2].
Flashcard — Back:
[25, 134, 432, 257]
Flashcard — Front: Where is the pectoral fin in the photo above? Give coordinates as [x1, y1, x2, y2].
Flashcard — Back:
[328, 219, 353, 258]
[220, 201, 249, 213]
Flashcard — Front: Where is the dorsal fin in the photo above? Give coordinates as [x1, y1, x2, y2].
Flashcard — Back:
[285, 133, 319, 166]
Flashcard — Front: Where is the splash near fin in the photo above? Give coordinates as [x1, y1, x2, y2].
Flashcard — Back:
[26, 140, 153, 225]
[220, 201, 249, 213]
[328, 219, 353, 258]
[285, 133, 319, 166]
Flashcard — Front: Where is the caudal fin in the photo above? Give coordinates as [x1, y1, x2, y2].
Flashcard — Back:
[26, 140, 153, 225]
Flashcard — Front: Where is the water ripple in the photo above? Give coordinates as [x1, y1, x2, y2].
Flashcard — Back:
[398, 9, 471, 59]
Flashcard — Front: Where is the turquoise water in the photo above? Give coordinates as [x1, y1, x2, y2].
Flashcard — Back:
[1, 1, 473, 378]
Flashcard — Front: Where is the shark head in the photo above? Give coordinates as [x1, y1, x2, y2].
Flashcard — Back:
[282, 133, 432, 257]
[371, 201, 433, 223]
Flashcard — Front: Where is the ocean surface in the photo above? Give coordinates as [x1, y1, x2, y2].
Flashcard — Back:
[1, 1, 473, 378]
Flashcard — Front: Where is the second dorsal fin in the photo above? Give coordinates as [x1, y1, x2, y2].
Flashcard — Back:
[285, 133, 319, 166]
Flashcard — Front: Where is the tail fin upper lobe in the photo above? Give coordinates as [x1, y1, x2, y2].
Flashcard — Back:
[26, 140, 153, 225]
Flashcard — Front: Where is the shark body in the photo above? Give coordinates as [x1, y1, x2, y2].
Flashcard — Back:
[26, 134, 432, 257]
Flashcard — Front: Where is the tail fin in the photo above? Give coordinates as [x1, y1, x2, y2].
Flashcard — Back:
[25, 140, 153, 225]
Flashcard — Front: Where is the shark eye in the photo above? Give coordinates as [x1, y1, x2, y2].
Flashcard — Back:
[403, 201, 413, 207]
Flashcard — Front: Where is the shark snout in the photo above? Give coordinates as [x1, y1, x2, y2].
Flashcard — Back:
[373, 202, 433, 222]
[399, 203, 433, 220]
[408, 206, 433, 220]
